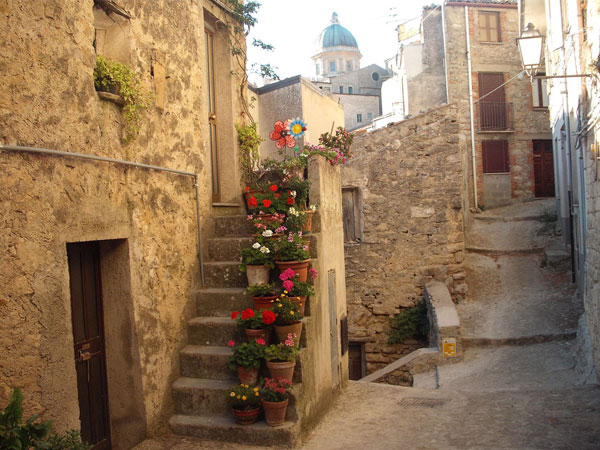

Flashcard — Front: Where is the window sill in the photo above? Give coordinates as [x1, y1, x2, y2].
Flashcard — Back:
[479, 41, 503, 45]
[533, 107, 549, 111]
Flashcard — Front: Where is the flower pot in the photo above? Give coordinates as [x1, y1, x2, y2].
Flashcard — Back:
[237, 366, 259, 385]
[231, 407, 261, 425]
[287, 296, 306, 316]
[275, 260, 310, 282]
[262, 398, 289, 427]
[245, 265, 270, 285]
[245, 328, 272, 345]
[302, 210, 315, 234]
[274, 321, 303, 345]
[252, 295, 278, 311]
[266, 360, 295, 381]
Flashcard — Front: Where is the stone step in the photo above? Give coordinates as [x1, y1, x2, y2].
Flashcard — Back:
[180, 345, 234, 380]
[188, 316, 243, 346]
[172, 377, 234, 415]
[195, 288, 251, 317]
[204, 261, 247, 288]
[207, 237, 253, 262]
[213, 215, 255, 236]
[169, 413, 298, 447]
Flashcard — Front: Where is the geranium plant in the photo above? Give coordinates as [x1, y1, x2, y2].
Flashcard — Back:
[319, 126, 354, 160]
[249, 212, 286, 234]
[275, 231, 310, 262]
[226, 384, 261, 411]
[227, 340, 266, 371]
[246, 282, 276, 297]
[260, 377, 293, 402]
[273, 297, 303, 325]
[264, 333, 300, 362]
[280, 268, 317, 298]
[240, 241, 275, 272]
[232, 308, 276, 329]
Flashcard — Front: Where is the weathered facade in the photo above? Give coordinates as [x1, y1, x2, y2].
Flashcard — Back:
[342, 105, 468, 375]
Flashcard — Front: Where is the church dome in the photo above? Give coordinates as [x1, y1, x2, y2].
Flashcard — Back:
[318, 12, 358, 49]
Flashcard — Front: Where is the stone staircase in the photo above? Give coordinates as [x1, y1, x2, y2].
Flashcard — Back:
[169, 214, 300, 447]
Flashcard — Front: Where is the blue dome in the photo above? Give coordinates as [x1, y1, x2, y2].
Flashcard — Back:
[320, 12, 358, 49]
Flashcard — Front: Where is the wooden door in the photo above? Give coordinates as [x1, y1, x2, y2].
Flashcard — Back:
[67, 242, 111, 450]
[205, 26, 220, 202]
[479, 73, 506, 130]
[533, 140, 555, 197]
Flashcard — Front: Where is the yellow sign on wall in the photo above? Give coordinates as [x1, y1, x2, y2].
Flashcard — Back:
[442, 338, 457, 357]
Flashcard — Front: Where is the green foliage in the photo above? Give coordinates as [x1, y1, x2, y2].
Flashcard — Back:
[272, 297, 303, 326]
[226, 384, 261, 411]
[246, 283, 276, 297]
[286, 176, 310, 208]
[228, 341, 265, 370]
[94, 55, 151, 144]
[284, 210, 308, 233]
[239, 241, 275, 272]
[236, 123, 263, 185]
[319, 126, 354, 159]
[275, 232, 310, 262]
[388, 300, 429, 345]
[0, 389, 91, 450]
[260, 377, 293, 402]
[264, 341, 299, 363]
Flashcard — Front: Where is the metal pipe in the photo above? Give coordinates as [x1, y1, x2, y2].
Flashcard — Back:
[465, 6, 478, 209]
[1, 143, 206, 286]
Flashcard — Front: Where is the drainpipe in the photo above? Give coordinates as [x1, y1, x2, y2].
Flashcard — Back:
[465, 6, 479, 209]
[0, 144, 206, 286]
[441, 4, 450, 104]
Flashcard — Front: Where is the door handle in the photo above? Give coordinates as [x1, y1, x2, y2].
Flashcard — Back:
[209, 113, 216, 122]
[77, 349, 91, 363]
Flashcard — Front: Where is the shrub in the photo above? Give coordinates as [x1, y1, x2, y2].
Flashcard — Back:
[388, 300, 429, 344]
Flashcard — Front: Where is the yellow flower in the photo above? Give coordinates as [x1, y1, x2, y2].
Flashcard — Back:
[255, 392, 259, 396]
[290, 311, 294, 315]
[230, 392, 235, 397]
[253, 387, 259, 392]
[278, 304, 282, 308]
[245, 384, 249, 388]
[242, 395, 247, 401]
[283, 290, 288, 294]
[280, 294, 285, 297]
[237, 395, 240, 399]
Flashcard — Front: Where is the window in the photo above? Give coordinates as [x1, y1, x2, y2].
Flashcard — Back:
[356, 114, 362, 123]
[367, 112, 373, 120]
[316, 63, 320, 75]
[348, 342, 366, 380]
[342, 187, 362, 242]
[371, 72, 380, 81]
[532, 74, 549, 108]
[479, 11, 501, 42]
[482, 140, 510, 173]
[339, 86, 344, 94]
[330, 61, 336, 72]
[346, 61, 352, 71]
[348, 86, 353, 94]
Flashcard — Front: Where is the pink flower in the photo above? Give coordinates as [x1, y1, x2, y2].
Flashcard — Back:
[283, 280, 294, 291]
[256, 338, 266, 345]
[298, 231, 302, 237]
[309, 268, 318, 279]
[285, 339, 294, 346]
[287, 233, 294, 243]
[227, 340, 235, 347]
[303, 245, 308, 251]
[275, 226, 287, 233]
[247, 215, 253, 221]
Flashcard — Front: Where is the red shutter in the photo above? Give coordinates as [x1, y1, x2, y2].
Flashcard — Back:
[482, 141, 509, 173]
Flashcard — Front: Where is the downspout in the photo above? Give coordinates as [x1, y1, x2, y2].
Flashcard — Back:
[465, 6, 479, 209]
[441, 4, 450, 103]
[0, 144, 206, 286]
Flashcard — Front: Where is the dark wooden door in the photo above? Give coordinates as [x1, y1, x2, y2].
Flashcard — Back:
[533, 140, 555, 197]
[479, 73, 506, 130]
[67, 242, 111, 450]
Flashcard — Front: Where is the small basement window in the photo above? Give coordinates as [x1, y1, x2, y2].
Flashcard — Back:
[348, 342, 366, 380]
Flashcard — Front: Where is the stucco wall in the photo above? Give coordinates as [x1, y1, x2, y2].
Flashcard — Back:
[300, 82, 345, 145]
[342, 104, 467, 373]
[0, 0, 244, 445]
[333, 94, 380, 131]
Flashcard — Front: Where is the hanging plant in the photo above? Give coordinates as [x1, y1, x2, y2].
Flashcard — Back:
[93, 55, 151, 145]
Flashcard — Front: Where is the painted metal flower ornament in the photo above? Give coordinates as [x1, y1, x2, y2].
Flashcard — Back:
[288, 118, 307, 139]
[269, 120, 296, 149]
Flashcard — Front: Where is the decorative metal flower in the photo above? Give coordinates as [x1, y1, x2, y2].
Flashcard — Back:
[269, 120, 296, 149]
[288, 118, 307, 139]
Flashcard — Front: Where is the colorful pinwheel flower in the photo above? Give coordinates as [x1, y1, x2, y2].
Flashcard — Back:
[288, 118, 307, 139]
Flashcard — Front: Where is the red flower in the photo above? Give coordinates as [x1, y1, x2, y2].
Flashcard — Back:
[270, 185, 278, 192]
[286, 197, 294, 205]
[231, 311, 239, 320]
[245, 186, 250, 192]
[248, 196, 258, 208]
[241, 308, 255, 320]
[262, 310, 276, 325]
[263, 199, 272, 208]
[275, 193, 281, 198]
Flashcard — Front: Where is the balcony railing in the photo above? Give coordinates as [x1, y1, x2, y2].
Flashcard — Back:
[476, 102, 514, 132]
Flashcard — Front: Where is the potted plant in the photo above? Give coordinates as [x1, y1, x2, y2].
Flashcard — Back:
[284, 208, 308, 234]
[226, 384, 261, 425]
[264, 333, 300, 381]
[279, 267, 318, 315]
[232, 308, 276, 344]
[272, 297, 303, 344]
[240, 241, 275, 285]
[249, 212, 286, 239]
[227, 339, 266, 385]
[274, 231, 311, 281]
[246, 282, 279, 310]
[302, 205, 318, 234]
[260, 377, 293, 427]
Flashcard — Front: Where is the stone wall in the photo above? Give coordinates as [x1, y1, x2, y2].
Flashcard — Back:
[342, 104, 467, 373]
[0, 0, 245, 446]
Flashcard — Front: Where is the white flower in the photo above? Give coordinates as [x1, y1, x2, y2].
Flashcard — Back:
[290, 191, 297, 198]
[259, 246, 270, 254]
[252, 242, 261, 249]
[309, 204, 317, 212]
[262, 230, 273, 237]
[288, 207, 299, 217]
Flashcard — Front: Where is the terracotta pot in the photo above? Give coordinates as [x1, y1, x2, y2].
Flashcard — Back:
[231, 407, 260, 425]
[252, 295, 278, 311]
[286, 296, 306, 316]
[274, 321, 303, 345]
[245, 328, 272, 345]
[245, 265, 270, 285]
[236, 366, 259, 385]
[275, 260, 310, 282]
[301, 210, 315, 234]
[262, 398, 289, 427]
[266, 360, 295, 381]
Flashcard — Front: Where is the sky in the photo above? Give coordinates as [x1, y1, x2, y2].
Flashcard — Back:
[247, 0, 436, 85]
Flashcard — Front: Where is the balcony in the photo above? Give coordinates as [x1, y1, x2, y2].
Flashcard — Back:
[476, 102, 514, 132]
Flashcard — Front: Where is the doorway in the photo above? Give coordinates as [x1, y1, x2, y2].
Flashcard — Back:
[533, 140, 555, 197]
[67, 242, 111, 450]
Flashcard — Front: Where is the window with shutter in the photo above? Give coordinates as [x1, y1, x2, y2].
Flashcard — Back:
[482, 140, 510, 173]
[479, 11, 501, 42]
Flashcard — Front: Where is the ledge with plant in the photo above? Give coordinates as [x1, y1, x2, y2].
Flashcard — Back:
[274, 231, 311, 280]
[272, 296, 303, 345]
[260, 377, 294, 427]
[279, 267, 317, 315]
[264, 333, 300, 382]
[232, 307, 276, 344]
[226, 383, 262, 425]
[239, 240, 275, 285]
[227, 339, 266, 386]
[246, 282, 278, 310]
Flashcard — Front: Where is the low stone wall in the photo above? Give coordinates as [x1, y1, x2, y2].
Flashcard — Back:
[342, 104, 467, 373]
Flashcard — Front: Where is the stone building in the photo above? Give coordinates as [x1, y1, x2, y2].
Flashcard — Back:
[0, 1, 349, 448]
[311, 12, 389, 131]
[519, 0, 600, 382]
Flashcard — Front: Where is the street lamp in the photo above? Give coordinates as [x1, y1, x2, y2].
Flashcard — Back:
[517, 23, 544, 79]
